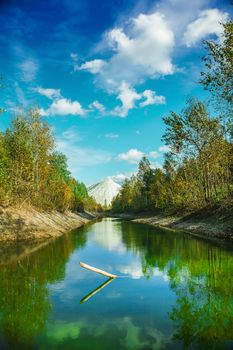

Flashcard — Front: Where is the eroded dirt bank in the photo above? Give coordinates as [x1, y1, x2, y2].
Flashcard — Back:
[133, 213, 233, 243]
[0, 206, 95, 242]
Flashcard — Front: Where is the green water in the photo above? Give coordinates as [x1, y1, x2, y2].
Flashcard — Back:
[0, 218, 232, 349]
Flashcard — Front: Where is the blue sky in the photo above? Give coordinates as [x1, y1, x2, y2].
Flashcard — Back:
[0, 0, 231, 185]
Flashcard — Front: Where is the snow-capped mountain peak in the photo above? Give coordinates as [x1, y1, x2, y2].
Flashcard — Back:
[88, 177, 121, 206]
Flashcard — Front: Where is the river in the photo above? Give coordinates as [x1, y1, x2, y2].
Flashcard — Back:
[0, 218, 232, 349]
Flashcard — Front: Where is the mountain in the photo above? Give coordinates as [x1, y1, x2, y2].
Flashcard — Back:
[88, 178, 121, 207]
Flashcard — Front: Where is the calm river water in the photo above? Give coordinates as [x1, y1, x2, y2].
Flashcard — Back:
[0, 218, 232, 349]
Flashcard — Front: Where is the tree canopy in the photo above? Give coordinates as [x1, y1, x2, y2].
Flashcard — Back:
[0, 109, 97, 212]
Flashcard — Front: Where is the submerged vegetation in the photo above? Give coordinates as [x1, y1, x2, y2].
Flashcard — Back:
[0, 109, 97, 212]
[112, 21, 233, 215]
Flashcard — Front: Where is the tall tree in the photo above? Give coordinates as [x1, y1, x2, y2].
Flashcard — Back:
[163, 99, 225, 203]
[200, 20, 233, 120]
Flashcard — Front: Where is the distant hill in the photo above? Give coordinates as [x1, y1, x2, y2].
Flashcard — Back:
[88, 178, 121, 207]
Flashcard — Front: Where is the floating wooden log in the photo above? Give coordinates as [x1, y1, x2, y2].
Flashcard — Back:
[80, 277, 114, 304]
[80, 262, 117, 278]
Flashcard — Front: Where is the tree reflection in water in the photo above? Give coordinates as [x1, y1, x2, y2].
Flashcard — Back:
[0, 220, 232, 350]
[120, 221, 233, 349]
[0, 228, 87, 349]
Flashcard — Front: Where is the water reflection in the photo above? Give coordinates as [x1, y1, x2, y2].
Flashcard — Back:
[0, 219, 232, 349]
[0, 229, 87, 349]
[120, 221, 233, 349]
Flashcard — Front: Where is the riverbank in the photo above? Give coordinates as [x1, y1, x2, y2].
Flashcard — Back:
[0, 206, 96, 242]
[132, 211, 233, 243]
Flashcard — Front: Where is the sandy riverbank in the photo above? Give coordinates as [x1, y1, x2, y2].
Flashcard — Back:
[0, 206, 95, 242]
[133, 213, 233, 243]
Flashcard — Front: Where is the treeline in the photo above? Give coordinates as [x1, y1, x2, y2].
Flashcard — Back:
[0, 109, 98, 212]
[112, 21, 233, 214]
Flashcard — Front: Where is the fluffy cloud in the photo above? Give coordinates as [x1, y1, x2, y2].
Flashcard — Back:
[34, 87, 85, 117]
[116, 146, 171, 165]
[113, 81, 141, 117]
[42, 98, 85, 116]
[33, 87, 61, 99]
[117, 148, 144, 164]
[140, 90, 166, 107]
[79, 11, 174, 88]
[19, 58, 38, 82]
[105, 12, 175, 86]
[113, 82, 166, 117]
[183, 9, 229, 47]
[77, 59, 106, 74]
[89, 100, 106, 114]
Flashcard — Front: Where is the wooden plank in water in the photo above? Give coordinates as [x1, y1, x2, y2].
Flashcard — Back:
[80, 261, 117, 278]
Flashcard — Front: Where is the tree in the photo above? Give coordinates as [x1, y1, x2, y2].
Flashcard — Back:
[137, 157, 154, 210]
[0, 108, 97, 212]
[200, 20, 233, 119]
[0, 76, 4, 114]
[163, 99, 226, 203]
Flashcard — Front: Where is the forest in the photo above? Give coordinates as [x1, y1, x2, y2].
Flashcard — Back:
[112, 21, 233, 215]
[0, 109, 97, 212]
[0, 21, 232, 216]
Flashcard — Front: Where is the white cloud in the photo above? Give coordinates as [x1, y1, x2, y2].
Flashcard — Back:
[89, 100, 106, 114]
[140, 90, 166, 107]
[33, 87, 85, 117]
[42, 98, 85, 116]
[117, 148, 144, 164]
[19, 58, 38, 82]
[158, 145, 171, 152]
[96, 11, 175, 88]
[77, 59, 106, 74]
[33, 87, 61, 99]
[149, 151, 159, 159]
[113, 81, 141, 117]
[183, 9, 229, 47]
[105, 133, 119, 139]
[116, 146, 170, 165]
[112, 83, 166, 117]
[109, 173, 130, 184]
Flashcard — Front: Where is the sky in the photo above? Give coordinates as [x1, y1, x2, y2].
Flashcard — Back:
[0, 0, 232, 185]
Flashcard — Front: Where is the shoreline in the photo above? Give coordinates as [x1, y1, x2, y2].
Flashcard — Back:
[0, 206, 96, 242]
[108, 212, 233, 244]
[133, 215, 233, 244]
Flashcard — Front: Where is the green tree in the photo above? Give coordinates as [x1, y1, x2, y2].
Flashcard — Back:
[0, 108, 97, 212]
[200, 20, 233, 118]
[163, 99, 226, 203]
